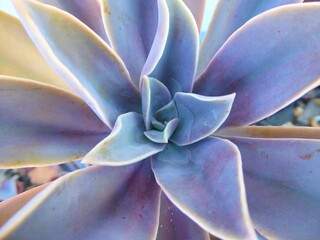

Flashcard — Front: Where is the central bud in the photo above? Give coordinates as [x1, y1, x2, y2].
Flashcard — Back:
[144, 99, 180, 144]
[141, 76, 235, 146]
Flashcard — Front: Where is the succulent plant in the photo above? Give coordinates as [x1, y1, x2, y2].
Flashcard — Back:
[1, 0, 320, 239]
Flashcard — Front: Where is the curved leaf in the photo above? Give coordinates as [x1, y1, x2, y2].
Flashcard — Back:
[141, 76, 171, 130]
[183, 0, 206, 32]
[0, 76, 108, 168]
[37, 0, 109, 43]
[144, 118, 179, 143]
[0, 11, 71, 90]
[0, 184, 48, 227]
[219, 126, 320, 239]
[151, 0, 199, 94]
[101, 0, 168, 86]
[83, 112, 165, 166]
[197, 0, 303, 77]
[13, 0, 141, 128]
[195, 4, 320, 127]
[0, 163, 161, 240]
[152, 138, 257, 240]
[170, 93, 235, 146]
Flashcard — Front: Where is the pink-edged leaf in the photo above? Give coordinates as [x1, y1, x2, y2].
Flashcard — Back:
[218, 126, 320, 239]
[0, 11, 71, 91]
[13, 0, 141, 128]
[0, 162, 161, 239]
[156, 192, 210, 240]
[0, 76, 108, 168]
[0, 76, 110, 168]
[37, 0, 109, 43]
[151, 139, 257, 240]
[151, 0, 199, 94]
[195, 4, 320, 127]
[197, 0, 303, 77]
[183, 0, 206, 32]
[0, 184, 48, 227]
[101, 0, 168, 87]
[245, 174, 320, 240]
[83, 112, 165, 166]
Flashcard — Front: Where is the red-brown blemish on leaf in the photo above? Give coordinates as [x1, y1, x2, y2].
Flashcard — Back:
[299, 154, 312, 160]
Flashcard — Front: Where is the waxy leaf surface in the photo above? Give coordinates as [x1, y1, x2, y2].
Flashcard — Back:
[0, 163, 161, 240]
[13, 0, 141, 128]
[83, 112, 165, 166]
[195, 4, 320, 127]
[0, 76, 108, 168]
[219, 126, 320, 239]
[197, 0, 303, 77]
[152, 138, 256, 240]
[151, 0, 198, 94]
[156, 193, 210, 240]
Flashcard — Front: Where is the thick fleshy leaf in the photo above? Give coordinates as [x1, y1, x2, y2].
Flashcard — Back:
[152, 138, 257, 240]
[245, 174, 320, 240]
[101, 0, 168, 86]
[217, 125, 320, 139]
[156, 192, 210, 240]
[183, 0, 206, 32]
[0, 184, 48, 227]
[197, 0, 303, 77]
[151, 0, 199, 94]
[144, 118, 179, 143]
[37, 0, 109, 43]
[13, 0, 141, 128]
[141, 77, 171, 130]
[195, 4, 320, 127]
[219, 126, 320, 239]
[140, 0, 169, 78]
[83, 112, 165, 166]
[170, 93, 235, 146]
[0, 163, 161, 240]
[0, 76, 108, 168]
[0, 11, 71, 90]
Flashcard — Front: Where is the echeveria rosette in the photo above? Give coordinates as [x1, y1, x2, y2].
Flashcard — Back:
[0, 1, 320, 240]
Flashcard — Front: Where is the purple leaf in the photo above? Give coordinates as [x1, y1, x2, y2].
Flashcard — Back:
[151, 0, 199, 94]
[13, 0, 141, 128]
[0, 76, 108, 168]
[152, 138, 257, 239]
[218, 126, 320, 239]
[197, 0, 303, 77]
[156, 192, 210, 240]
[0, 163, 161, 240]
[195, 4, 320, 127]
[170, 93, 235, 146]
[101, 0, 168, 87]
